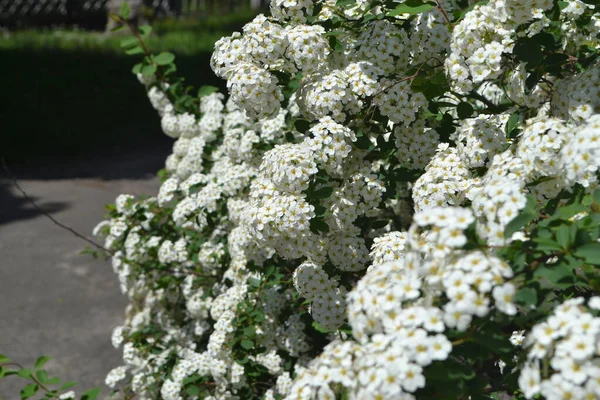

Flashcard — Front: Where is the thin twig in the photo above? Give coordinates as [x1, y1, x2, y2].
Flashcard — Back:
[111, 13, 165, 82]
[1, 158, 112, 254]
[436, 0, 453, 25]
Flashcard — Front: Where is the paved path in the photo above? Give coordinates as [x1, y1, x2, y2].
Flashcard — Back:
[0, 148, 168, 398]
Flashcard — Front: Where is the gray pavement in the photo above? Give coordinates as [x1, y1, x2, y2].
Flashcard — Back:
[0, 149, 168, 398]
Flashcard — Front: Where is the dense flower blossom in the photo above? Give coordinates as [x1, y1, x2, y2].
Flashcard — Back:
[93, 0, 600, 398]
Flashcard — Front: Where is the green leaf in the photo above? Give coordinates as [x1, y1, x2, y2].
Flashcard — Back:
[310, 218, 330, 234]
[153, 52, 176, 66]
[240, 339, 254, 350]
[248, 277, 261, 288]
[513, 38, 543, 66]
[187, 385, 201, 396]
[35, 369, 49, 384]
[120, 36, 138, 49]
[574, 243, 600, 264]
[532, 32, 556, 50]
[140, 64, 157, 77]
[313, 186, 334, 199]
[387, 3, 434, 15]
[0, 353, 10, 363]
[60, 381, 78, 390]
[312, 321, 330, 333]
[453, 0, 488, 20]
[328, 35, 345, 52]
[110, 25, 125, 33]
[533, 237, 564, 252]
[125, 46, 144, 55]
[472, 331, 513, 354]
[108, 12, 121, 23]
[20, 383, 38, 399]
[505, 211, 535, 238]
[120, 1, 130, 19]
[17, 368, 31, 379]
[251, 310, 265, 322]
[236, 356, 249, 365]
[371, 219, 389, 229]
[505, 112, 520, 137]
[243, 326, 256, 337]
[534, 264, 574, 287]
[131, 63, 143, 74]
[555, 224, 572, 250]
[294, 119, 311, 133]
[593, 189, 600, 205]
[446, 358, 476, 380]
[45, 376, 61, 385]
[35, 356, 50, 369]
[81, 388, 101, 400]
[354, 134, 372, 150]
[138, 24, 152, 36]
[314, 204, 327, 216]
[183, 375, 202, 385]
[515, 286, 538, 306]
[554, 203, 588, 221]
[456, 102, 474, 119]
[505, 195, 536, 238]
[198, 85, 219, 97]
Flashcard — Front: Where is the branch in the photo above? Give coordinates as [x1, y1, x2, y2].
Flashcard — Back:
[110, 13, 165, 82]
[1, 158, 113, 255]
[435, 0, 453, 25]
[0, 361, 56, 398]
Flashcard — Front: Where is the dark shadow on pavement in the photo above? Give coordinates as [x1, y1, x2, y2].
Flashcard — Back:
[0, 180, 69, 226]
[0, 144, 170, 226]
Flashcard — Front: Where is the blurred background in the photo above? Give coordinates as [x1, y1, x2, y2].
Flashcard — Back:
[0, 2, 264, 397]
[1, 0, 266, 166]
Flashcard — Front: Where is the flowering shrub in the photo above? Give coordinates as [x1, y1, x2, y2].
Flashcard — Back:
[93, 0, 599, 399]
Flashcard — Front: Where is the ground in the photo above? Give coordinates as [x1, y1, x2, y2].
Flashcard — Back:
[0, 147, 169, 398]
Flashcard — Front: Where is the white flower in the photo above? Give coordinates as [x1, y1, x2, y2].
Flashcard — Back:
[492, 283, 517, 315]
[429, 334, 452, 360]
[518, 363, 541, 398]
[58, 391, 76, 400]
[105, 366, 127, 388]
[401, 363, 425, 392]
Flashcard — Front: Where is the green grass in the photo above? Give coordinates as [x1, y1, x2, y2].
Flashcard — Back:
[0, 29, 223, 55]
[0, 8, 261, 54]
[0, 10, 261, 165]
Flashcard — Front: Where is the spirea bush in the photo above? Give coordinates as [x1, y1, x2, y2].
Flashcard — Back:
[92, 0, 600, 399]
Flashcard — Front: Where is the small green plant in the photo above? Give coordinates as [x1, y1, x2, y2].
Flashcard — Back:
[0, 354, 99, 400]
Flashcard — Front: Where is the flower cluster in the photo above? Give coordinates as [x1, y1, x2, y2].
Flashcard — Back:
[93, 0, 600, 398]
[293, 261, 347, 331]
[286, 207, 517, 399]
[519, 297, 600, 399]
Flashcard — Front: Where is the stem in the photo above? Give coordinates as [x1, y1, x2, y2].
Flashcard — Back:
[467, 90, 497, 110]
[451, 338, 468, 346]
[0, 362, 57, 398]
[1, 158, 113, 255]
[112, 14, 165, 82]
[436, 0, 453, 25]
